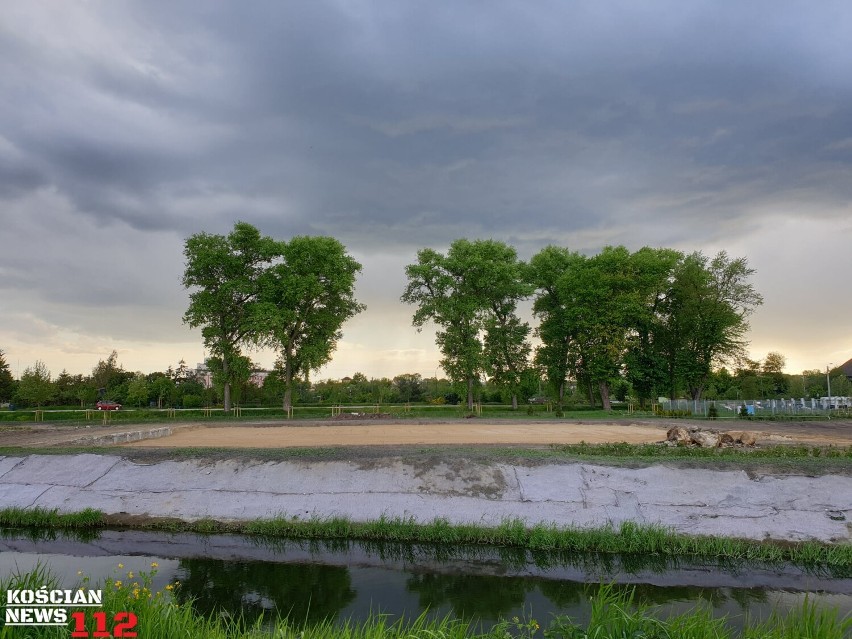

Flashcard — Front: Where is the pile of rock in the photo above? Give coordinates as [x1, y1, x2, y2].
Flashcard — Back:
[666, 427, 757, 448]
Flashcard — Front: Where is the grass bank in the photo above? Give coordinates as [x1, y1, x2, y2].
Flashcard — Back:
[1, 566, 849, 639]
[3, 441, 851, 475]
[2, 507, 850, 575]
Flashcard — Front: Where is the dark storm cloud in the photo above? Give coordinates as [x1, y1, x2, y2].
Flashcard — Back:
[1, 1, 851, 276]
[0, 0, 849, 376]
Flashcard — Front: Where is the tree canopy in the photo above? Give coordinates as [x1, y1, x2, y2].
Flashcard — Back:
[182, 222, 277, 410]
[402, 239, 531, 409]
[256, 236, 365, 410]
[183, 223, 364, 411]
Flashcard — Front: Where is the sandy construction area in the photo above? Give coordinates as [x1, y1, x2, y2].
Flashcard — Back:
[128, 421, 672, 448]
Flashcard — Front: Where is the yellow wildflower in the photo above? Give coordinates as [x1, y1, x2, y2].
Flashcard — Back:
[127, 571, 134, 579]
[150, 562, 159, 568]
[165, 584, 173, 591]
[117, 563, 124, 569]
[114, 580, 122, 588]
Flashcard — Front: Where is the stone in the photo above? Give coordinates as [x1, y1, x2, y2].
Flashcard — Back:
[666, 427, 691, 445]
[722, 431, 757, 446]
[739, 432, 757, 446]
[690, 431, 721, 448]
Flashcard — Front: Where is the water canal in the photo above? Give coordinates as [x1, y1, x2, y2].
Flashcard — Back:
[1, 529, 850, 631]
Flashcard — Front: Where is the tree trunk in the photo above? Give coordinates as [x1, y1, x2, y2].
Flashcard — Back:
[511, 393, 518, 410]
[223, 357, 231, 412]
[283, 357, 293, 411]
[467, 377, 474, 410]
[599, 381, 611, 411]
[558, 381, 565, 409]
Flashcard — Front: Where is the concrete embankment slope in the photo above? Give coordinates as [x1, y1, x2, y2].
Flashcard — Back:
[0, 454, 850, 543]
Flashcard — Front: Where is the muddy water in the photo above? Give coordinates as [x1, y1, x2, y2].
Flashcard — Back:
[1, 529, 850, 630]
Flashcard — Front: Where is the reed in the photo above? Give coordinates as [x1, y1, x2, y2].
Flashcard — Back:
[2, 507, 850, 573]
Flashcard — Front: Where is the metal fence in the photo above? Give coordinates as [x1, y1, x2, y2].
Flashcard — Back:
[657, 397, 852, 418]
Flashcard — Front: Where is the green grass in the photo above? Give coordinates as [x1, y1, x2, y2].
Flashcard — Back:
[0, 403, 648, 425]
[3, 441, 851, 471]
[2, 569, 849, 639]
[0, 506, 104, 529]
[2, 508, 849, 575]
[551, 441, 852, 459]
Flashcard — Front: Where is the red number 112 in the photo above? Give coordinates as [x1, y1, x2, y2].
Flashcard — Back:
[71, 611, 138, 637]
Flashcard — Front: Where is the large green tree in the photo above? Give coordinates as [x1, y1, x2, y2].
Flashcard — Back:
[479, 244, 532, 410]
[533, 247, 659, 411]
[182, 222, 277, 411]
[528, 246, 584, 408]
[660, 251, 762, 400]
[403, 239, 530, 410]
[256, 236, 364, 410]
[622, 248, 682, 407]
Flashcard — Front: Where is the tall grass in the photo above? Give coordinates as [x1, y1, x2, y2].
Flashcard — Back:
[2, 507, 850, 575]
[2, 569, 849, 639]
[0, 506, 103, 529]
[551, 442, 852, 460]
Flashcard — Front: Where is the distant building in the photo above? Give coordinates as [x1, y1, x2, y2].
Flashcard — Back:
[195, 362, 270, 389]
[196, 363, 213, 389]
[841, 358, 852, 381]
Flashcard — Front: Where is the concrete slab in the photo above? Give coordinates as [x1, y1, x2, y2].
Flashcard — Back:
[0, 456, 24, 479]
[0, 483, 52, 508]
[0, 454, 120, 487]
[0, 454, 849, 543]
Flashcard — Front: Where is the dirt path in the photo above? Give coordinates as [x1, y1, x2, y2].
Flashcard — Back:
[127, 421, 671, 448]
[2, 417, 850, 449]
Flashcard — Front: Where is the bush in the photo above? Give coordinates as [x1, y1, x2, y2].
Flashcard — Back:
[707, 405, 718, 419]
[182, 394, 203, 408]
[653, 405, 692, 418]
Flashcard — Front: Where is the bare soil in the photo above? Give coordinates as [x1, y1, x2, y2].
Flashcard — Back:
[128, 421, 670, 448]
[1, 417, 850, 449]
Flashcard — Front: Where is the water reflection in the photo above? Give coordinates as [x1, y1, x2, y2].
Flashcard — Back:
[407, 572, 529, 619]
[0, 528, 849, 629]
[175, 559, 356, 625]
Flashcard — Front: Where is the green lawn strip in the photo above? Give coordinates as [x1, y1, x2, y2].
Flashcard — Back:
[3, 404, 808, 425]
[2, 508, 849, 573]
[2, 442, 851, 475]
[3, 566, 849, 639]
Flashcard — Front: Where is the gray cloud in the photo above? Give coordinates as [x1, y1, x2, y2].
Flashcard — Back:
[1, 0, 850, 374]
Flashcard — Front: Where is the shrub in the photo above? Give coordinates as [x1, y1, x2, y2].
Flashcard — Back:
[182, 394, 203, 408]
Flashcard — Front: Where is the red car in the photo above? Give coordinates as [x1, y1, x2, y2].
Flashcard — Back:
[96, 401, 122, 411]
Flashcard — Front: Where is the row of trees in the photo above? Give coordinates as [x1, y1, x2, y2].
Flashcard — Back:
[3, 347, 848, 410]
[182, 223, 364, 411]
[0, 350, 209, 409]
[403, 240, 763, 410]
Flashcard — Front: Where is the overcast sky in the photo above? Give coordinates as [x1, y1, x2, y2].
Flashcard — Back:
[1, 1, 850, 381]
